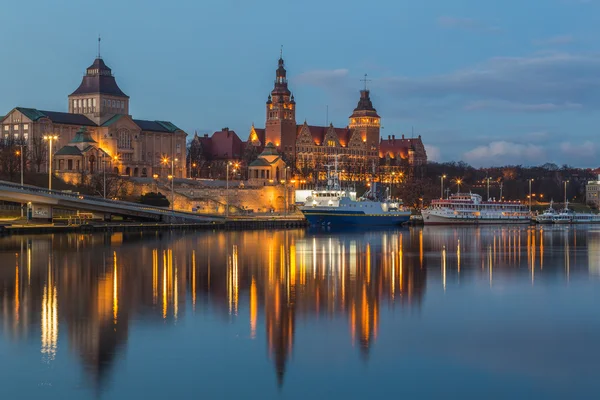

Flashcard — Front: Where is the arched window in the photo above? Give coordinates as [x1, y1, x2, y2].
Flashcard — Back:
[117, 129, 132, 149]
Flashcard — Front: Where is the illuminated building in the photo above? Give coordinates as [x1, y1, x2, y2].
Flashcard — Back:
[0, 46, 187, 179]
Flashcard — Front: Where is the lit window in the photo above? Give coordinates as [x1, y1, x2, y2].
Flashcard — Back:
[23, 124, 28, 131]
[112, 100, 116, 107]
[24, 133, 28, 141]
[13, 124, 18, 130]
[3, 125, 8, 131]
[14, 133, 19, 140]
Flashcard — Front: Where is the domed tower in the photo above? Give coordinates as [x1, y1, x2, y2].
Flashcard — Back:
[349, 75, 381, 156]
[68, 49, 129, 125]
[265, 52, 297, 155]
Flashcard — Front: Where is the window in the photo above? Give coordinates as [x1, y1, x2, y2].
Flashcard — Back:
[13, 134, 18, 140]
[92, 98, 97, 112]
[76, 160, 80, 171]
[112, 100, 116, 108]
[176, 143, 182, 153]
[23, 124, 28, 131]
[118, 130, 132, 149]
[3, 125, 8, 131]
[68, 159, 73, 170]
[73, 100, 77, 111]
[13, 124, 18, 130]
[23, 133, 28, 141]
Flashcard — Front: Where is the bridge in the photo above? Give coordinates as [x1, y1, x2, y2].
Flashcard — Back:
[0, 180, 225, 224]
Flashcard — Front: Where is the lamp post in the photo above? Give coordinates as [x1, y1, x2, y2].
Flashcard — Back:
[486, 176, 491, 201]
[162, 157, 178, 211]
[563, 180, 569, 207]
[285, 166, 290, 215]
[102, 152, 106, 199]
[440, 175, 446, 199]
[528, 178, 534, 212]
[43, 135, 59, 191]
[16, 145, 24, 217]
[455, 178, 462, 194]
[153, 174, 159, 193]
[226, 161, 239, 218]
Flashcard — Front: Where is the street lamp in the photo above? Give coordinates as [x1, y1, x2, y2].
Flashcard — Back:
[485, 176, 491, 201]
[226, 161, 239, 217]
[440, 175, 447, 199]
[528, 178, 534, 212]
[153, 174, 159, 193]
[16, 146, 24, 217]
[162, 157, 178, 210]
[102, 152, 107, 199]
[43, 135, 59, 190]
[563, 180, 569, 207]
[455, 178, 462, 194]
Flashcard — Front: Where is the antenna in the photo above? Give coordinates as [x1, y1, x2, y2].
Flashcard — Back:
[360, 74, 371, 91]
[98, 35, 101, 58]
[280, 45, 283, 59]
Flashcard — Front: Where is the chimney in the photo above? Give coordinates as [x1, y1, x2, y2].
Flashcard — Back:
[204, 134, 208, 138]
[402, 134, 405, 139]
[392, 135, 395, 144]
[388, 135, 391, 141]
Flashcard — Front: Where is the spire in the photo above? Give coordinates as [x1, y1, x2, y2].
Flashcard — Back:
[280, 45, 283, 60]
[97, 35, 102, 58]
[361, 73, 371, 91]
[271, 47, 290, 95]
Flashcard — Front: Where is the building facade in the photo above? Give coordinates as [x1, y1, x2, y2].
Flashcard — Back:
[1, 54, 187, 179]
[249, 55, 428, 181]
[587, 176, 600, 207]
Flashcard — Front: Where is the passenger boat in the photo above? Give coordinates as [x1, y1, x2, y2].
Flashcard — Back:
[535, 200, 558, 224]
[298, 163, 411, 227]
[552, 201, 600, 224]
[421, 193, 531, 225]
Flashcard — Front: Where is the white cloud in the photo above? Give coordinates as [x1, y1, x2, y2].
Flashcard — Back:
[424, 144, 441, 162]
[464, 100, 583, 112]
[380, 52, 600, 108]
[295, 69, 349, 86]
[532, 35, 576, 46]
[462, 141, 546, 166]
[437, 16, 500, 32]
[560, 140, 597, 158]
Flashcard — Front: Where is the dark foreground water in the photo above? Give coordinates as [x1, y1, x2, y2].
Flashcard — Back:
[1, 226, 599, 399]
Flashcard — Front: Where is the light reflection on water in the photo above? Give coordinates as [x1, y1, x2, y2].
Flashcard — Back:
[0, 225, 600, 399]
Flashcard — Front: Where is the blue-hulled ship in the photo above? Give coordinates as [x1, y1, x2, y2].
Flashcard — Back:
[298, 162, 411, 227]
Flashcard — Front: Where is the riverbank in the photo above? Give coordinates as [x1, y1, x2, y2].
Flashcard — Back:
[0, 215, 308, 235]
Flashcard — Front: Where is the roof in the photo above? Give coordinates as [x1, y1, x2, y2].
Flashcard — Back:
[296, 124, 352, 147]
[15, 107, 96, 126]
[208, 128, 244, 159]
[379, 135, 426, 159]
[249, 158, 273, 167]
[70, 58, 129, 97]
[102, 114, 125, 126]
[70, 127, 97, 144]
[133, 119, 182, 133]
[350, 90, 380, 118]
[55, 146, 82, 156]
[260, 142, 279, 156]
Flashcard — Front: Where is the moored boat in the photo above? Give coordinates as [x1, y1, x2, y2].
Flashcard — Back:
[421, 193, 531, 225]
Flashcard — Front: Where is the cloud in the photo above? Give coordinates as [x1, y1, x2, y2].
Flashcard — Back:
[532, 35, 576, 46]
[424, 145, 441, 162]
[560, 140, 597, 158]
[437, 16, 500, 32]
[380, 52, 600, 108]
[464, 100, 583, 112]
[462, 141, 546, 166]
[295, 69, 349, 86]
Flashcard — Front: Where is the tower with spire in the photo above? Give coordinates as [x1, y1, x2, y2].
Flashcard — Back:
[349, 74, 381, 155]
[68, 39, 130, 125]
[265, 50, 297, 154]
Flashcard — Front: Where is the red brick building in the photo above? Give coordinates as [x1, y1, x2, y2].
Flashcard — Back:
[249, 55, 427, 181]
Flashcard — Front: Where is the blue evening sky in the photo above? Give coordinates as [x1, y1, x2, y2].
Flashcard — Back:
[1, 0, 599, 167]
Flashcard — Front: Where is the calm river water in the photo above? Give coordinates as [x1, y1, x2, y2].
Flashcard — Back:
[1, 226, 599, 399]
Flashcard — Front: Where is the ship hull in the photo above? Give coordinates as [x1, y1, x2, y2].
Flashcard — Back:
[422, 211, 531, 225]
[300, 209, 411, 226]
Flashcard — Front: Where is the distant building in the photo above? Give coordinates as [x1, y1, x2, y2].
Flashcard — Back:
[586, 175, 600, 207]
[1, 52, 187, 178]
[248, 143, 287, 186]
[248, 54, 428, 181]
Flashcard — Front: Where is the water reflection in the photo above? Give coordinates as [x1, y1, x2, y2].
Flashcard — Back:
[0, 225, 598, 395]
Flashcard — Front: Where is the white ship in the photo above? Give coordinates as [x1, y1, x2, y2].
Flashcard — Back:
[535, 200, 558, 224]
[552, 201, 600, 224]
[422, 193, 531, 225]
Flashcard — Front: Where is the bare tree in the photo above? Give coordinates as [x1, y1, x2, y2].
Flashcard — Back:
[30, 136, 47, 173]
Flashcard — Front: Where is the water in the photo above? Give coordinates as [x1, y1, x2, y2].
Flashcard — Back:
[1, 226, 600, 399]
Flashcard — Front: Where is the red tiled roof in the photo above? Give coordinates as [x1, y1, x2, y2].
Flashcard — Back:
[379, 135, 423, 159]
[296, 124, 352, 147]
[209, 128, 243, 160]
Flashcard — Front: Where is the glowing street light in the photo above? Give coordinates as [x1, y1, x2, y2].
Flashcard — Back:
[226, 161, 239, 217]
[440, 174, 447, 199]
[162, 157, 178, 210]
[43, 135, 59, 190]
[528, 178, 534, 212]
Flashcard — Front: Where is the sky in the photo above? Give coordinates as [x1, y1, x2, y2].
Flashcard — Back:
[1, 0, 599, 167]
